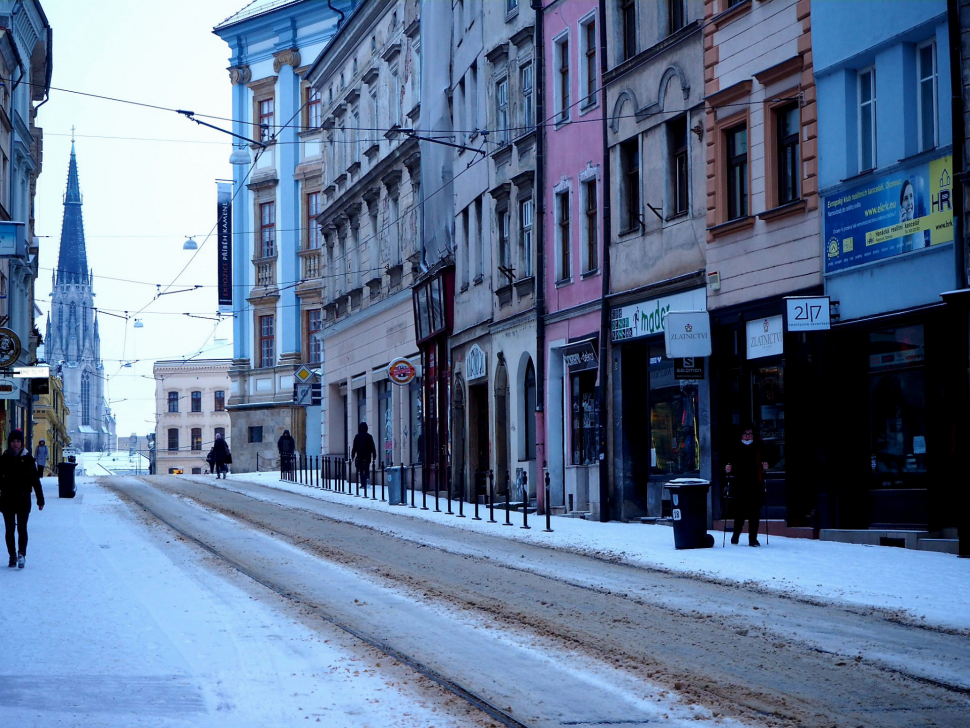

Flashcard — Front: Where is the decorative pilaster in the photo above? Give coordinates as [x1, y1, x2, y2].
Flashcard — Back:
[273, 49, 302, 74]
[228, 65, 252, 85]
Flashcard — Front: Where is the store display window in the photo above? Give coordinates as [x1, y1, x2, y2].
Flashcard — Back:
[648, 346, 699, 476]
[570, 371, 598, 465]
[752, 364, 785, 471]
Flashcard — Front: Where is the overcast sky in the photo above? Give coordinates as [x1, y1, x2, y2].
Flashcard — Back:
[35, 0, 250, 438]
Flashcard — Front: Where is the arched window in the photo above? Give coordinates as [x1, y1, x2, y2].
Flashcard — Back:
[523, 359, 536, 460]
[81, 373, 90, 426]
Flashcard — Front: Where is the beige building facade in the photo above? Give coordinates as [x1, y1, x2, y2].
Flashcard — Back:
[154, 359, 232, 475]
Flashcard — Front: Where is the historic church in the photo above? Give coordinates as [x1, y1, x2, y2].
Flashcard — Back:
[45, 144, 106, 451]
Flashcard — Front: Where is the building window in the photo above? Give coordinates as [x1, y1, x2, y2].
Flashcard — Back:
[378, 380, 393, 467]
[571, 371, 599, 465]
[306, 86, 322, 129]
[918, 41, 937, 152]
[191, 391, 202, 413]
[215, 427, 226, 439]
[507, 0, 517, 15]
[496, 78, 509, 144]
[259, 315, 275, 368]
[168, 391, 179, 413]
[519, 197, 534, 278]
[168, 428, 179, 452]
[557, 190, 570, 281]
[248, 426, 263, 443]
[583, 179, 598, 272]
[520, 63, 534, 130]
[461, 207, 470, 287]
[777, 104, 800, 205]
[581, 17, 597, 108]
[726, 125, 748, 220]
[556, 36, 570, 122]
[668, 116, 689, 216]
[356, 386, 367, 428]
[214, 391, 226, 412]
[191, 428, 202, 451]
[524, 359, 537, 460]
[259, 97, 275, 141]
[306, 192, 322, 250]
[475, 197, 485, 279]
[858, 67, 876, 172]
[390, 66, 401, 127]
[621, 0, 637, 61]
[307, 308, 323, 364]
[669, 0, 685, 34]
[81, 373, 90, 426]
[409, 376, 423, 463]
[620, 137, 640, 232]
[192, 468, 202, 475]
[260, 201, 276, 258]
[498, 206, 511, 270]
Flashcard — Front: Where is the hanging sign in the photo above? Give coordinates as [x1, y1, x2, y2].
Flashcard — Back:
[0, 327, 21, 368]
[746, 315, 784, 359]
[14, 366, 50, 378]
[785, 296, 830, 332]
[674, 358, 705, 380]
[388, 357, 417, 385]
[664, 311, 712, 358]
[0, 221, 25, 257]
[561, 339, 598, 372]
[217, 182, 233, 312]
[0, 377, 18, 399]
[466, 343, 487, 381]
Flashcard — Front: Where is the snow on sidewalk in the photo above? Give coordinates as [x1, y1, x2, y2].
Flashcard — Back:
[225, 470, 970, 633]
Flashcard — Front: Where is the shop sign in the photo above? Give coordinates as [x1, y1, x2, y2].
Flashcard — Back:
[824, 153, 953, 273]
[674, 358, 705, 380]
[388, 357, 417, 385]
[0, 221, 26, 258]
[0, 377, 19, 399]
[0, 327, 21, 368]
[610, 288, 706, 343]
[13, 366, 50, 378]
[561, 339, 598, 372]
[466, 343, 487, 381]
[664, 311, 712, 358]
[746, 315, 784, 359]
[785, 297, 830, 332]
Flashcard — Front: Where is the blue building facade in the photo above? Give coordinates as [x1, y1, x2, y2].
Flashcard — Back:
[814, 1, 962, 534]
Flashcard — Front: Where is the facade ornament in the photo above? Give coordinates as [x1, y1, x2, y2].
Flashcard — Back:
[273, 49, 302, 74]
[228, 66, 252, 85]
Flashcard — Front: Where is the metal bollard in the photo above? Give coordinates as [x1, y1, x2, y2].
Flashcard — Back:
[488, 469, 496, 523]
[456, 475, 465, 518]
[371, 461, 377, 500]
[410, 462, 417, 508]
[434, 477, 441, 513]
[446, 476, 453, 515]
[504, 473, 513, 526]
[544, 471, 553, 532]
[380, 463, 386, 501]
[421, 473, 429, 510]
[521, 473, 530, 529]
[472, 473, 481, 520]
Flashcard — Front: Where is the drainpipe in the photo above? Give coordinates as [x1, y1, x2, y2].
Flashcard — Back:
[531, 0, 547, 513]
[596, 0, 612, 522]
[327, 0, 346, 30]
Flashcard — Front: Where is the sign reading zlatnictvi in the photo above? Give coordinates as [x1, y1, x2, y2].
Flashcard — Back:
[824, 154, 953, 273]
[217, 182, 233, 309]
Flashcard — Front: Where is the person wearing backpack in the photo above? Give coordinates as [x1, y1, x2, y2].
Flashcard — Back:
[0, 430, 44, 568]
[211, 432, 232, 479]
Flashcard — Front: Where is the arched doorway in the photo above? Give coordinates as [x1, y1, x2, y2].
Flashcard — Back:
[453, 374, 466, 500]
[494, 356, 510, 495]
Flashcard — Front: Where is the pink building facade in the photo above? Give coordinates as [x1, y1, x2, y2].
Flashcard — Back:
[542, 0, 604, 515]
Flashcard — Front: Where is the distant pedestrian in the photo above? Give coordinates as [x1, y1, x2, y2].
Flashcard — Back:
[212, 433, 231, 479]
[278, 429, 296, 478]
[723, 424, 768, 547]
[0, 430, 44, 568]
[351, 422, 376, 489]
[34, 439, 49, 478]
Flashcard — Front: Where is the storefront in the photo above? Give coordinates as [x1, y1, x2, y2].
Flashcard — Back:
[609, 287, 710, 521]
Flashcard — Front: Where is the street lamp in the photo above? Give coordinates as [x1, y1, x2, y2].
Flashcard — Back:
[183, 236, 198, 251]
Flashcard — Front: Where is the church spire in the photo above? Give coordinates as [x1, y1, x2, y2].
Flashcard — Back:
[56, 143, 88, 285]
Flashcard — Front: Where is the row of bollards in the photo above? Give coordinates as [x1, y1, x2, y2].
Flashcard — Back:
[277, 456, 554, 532]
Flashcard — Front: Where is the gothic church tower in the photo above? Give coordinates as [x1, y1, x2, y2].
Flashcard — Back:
[45, 144, 104, 451]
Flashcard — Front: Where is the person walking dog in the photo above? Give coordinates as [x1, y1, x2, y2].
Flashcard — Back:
[0, 430, 44, 568]
[34, 439, 49, 478]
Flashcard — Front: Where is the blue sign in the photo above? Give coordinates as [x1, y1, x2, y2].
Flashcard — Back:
[824, 155, 954, 273]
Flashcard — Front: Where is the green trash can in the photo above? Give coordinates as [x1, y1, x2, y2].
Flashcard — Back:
[664, 479, 714, 549]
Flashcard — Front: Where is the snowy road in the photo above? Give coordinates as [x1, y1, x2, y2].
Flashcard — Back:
[106, 474, 970, 728]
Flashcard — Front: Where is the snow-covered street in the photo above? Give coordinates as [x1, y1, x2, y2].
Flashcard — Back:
[2, 473, 969, 727]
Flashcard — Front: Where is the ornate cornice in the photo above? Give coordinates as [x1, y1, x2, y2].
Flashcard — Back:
[228, 66, 252, 86]
[273, 49, 302, 74]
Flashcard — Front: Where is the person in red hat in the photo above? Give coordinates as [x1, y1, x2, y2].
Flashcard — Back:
[0, 429, 44, 568]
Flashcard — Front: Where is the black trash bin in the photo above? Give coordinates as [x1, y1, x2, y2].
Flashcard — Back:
[664, 478, 714, 549]
[58, 461, 77, 499]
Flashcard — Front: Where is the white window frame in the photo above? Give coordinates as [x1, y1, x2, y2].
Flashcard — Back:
[553, 31, 570, 124]
[917, 40, 938, 152]
[519, 197, 534, 278]
[496, 76, 510, 144]
[578, 11, 598, 112]
[520, 61, 534, 130]
[555, 188, 571, 282]
[858, 66, 876, 172]
[581, 176, 599, 273]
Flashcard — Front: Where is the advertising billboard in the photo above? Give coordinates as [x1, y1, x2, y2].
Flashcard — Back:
[217, 182, 233, 310]
[824, 154, 953, 274]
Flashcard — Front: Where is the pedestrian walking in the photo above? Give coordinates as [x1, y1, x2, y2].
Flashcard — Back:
[212, 432, 232, 479]
[723, 424, 768, 547]
[34, 439, 49, 478]
[351, 422, 376, 490]
[0, 430, 44, 568]
[277, 429, 296, 477]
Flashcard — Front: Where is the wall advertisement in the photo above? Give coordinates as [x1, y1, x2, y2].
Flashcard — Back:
[824, 154, 953, 273]
[217, 182, 233, 310]
[610, 288, 706, 343]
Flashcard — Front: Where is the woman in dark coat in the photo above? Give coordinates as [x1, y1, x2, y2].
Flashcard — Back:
[211, 433, 231, 479]
[0, 429, 44, 568]
[724, 424, 768, 547]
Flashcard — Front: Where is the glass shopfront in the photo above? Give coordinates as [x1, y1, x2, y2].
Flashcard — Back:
[570, 371, 598, 466]
[648, 346, 700, 476]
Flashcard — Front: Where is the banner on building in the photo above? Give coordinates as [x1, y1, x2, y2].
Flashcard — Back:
[217, 182, 233, 311]
[824, 154, 953, 274]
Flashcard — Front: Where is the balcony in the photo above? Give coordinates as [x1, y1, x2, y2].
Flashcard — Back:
[253, 256, 277, 288]
[300, 249, 322, 279]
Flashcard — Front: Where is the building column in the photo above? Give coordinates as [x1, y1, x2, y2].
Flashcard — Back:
[275, 49, 302, 359]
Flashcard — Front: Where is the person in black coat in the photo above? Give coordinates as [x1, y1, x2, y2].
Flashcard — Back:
[0, 429, 44, 568]
[278, 429, 296, 477]
[724, 424, 768, 546]
[211, 433, 231, 479]
[351, 422, 377, 489]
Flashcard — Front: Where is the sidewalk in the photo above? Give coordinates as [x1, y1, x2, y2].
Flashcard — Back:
[222, 470, 970, 633]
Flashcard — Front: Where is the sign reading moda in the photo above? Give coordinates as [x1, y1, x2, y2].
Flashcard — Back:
[824, 154, 953, 273]
[611, 288, 706, 343]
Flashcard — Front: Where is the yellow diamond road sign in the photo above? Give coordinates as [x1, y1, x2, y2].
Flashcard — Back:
[295, 365, 314, 383]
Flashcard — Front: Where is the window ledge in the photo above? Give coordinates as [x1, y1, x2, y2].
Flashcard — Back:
[555, 115, 571, 129]
[580, 268, 600, 279]
[712, 0, 752, 29]
[618, 225, 642, 238]
[578, 98, 599, 116]
[707, 215, 754, 238]
[665, 210, 689, 223]
[459, 282, 469, 293]
[472, 274, 484, 286]
[757, 199, 807, 222]
[514, 276, 535, 297]
[555, 277, 572, 288]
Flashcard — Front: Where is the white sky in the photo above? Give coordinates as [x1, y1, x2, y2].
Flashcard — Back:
[34, 0, 250, 437]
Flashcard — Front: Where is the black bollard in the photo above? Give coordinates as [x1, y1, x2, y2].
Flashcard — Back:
[410, 462, 416, 508]
[456, 474, 465, 518]
[434, 476, 441, 513]
[504, 472, 513, 526]
[446, 475, 453, 515]
[521, 473, 530, 529]
[371, 461, 377, 500]
[421, 473, 429, 510]
[544, 471, 553, 532]
[488, 469, 496, 523]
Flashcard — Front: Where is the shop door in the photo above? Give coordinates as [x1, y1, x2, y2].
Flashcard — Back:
[751, 362, 786, 520]
[453, 378, 466, 498]
[469, 383, 489, 499]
